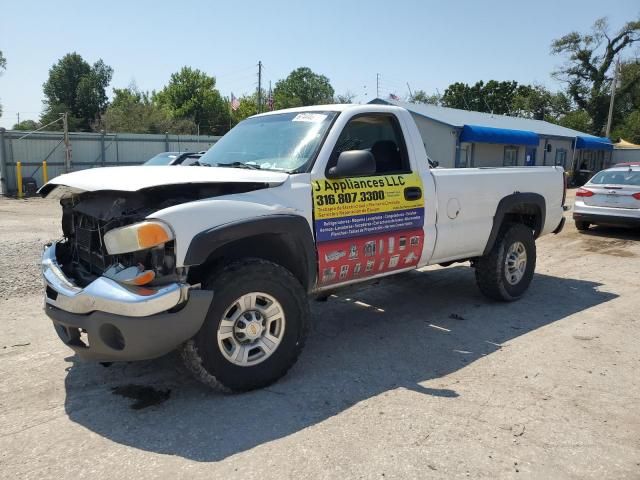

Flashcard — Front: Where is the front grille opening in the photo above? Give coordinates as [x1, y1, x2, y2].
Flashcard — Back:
[59, 326, 89, 349]
[46, 285, 58, 301]
[100, 323, 125, 351]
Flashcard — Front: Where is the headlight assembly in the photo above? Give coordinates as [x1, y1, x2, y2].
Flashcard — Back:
[104, 220, 174, 255]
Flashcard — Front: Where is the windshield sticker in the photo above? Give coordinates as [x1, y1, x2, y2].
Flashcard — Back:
[313, 173, 425, 286]
[292, 113, 328, 123]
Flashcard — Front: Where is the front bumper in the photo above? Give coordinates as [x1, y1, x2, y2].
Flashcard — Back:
[42, 242, 212, 361]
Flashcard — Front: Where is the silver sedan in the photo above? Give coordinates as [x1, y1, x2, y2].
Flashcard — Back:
[573, 166, 640, 230]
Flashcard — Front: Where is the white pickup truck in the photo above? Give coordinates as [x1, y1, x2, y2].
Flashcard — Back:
[40, 104, 566, 391]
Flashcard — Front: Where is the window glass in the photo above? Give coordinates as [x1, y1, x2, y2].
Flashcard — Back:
[590, 170, 640, 186]
[199, 111, 337, 172]
[554, 148, 567, 168]
[329, 115, 409, 174]
[503, 146, 518, 166]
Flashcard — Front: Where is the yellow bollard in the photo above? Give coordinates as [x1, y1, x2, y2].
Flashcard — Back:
[42, 160, 48, 184]
[16, 161, 23, 199]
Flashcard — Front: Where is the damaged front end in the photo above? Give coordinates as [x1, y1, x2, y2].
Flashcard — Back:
[40, 181, 268, 361]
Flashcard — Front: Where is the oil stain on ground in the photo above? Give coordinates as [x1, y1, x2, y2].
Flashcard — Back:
[580, 236, 637, 258]
[112, 385, 171, 410]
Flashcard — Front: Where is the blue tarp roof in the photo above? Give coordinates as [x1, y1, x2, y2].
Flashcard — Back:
[459, 124, 539, 146]
[574, 136, 613, 151]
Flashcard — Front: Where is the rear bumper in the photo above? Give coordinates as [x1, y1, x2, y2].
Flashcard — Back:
[42, 242, 213, 361]
[573, 212, 640, 227]
[573, 202, 640, 227]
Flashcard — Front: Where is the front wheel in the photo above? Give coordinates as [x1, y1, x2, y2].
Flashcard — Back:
[182, 258, 309, 392]
[475, 223, 536, 302]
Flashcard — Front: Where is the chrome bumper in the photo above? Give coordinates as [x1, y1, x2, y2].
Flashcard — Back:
[42, 242, 188, 317]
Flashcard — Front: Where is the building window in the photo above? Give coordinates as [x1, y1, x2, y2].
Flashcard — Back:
[554, 148, 567, 168]
[503, 146, 518, 166]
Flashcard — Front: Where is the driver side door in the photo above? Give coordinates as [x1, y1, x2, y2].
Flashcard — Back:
[311, 113, 425, 287]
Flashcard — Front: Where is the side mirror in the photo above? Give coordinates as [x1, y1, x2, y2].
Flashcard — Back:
[327, 150, 376, 178]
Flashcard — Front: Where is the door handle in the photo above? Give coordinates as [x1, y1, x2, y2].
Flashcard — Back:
[404, 187, 422, 201]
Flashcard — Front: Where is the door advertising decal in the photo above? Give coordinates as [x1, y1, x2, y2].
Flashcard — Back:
[313, 173, 424, 286]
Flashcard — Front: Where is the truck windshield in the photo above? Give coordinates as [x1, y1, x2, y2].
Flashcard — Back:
[199, 111, 337, 172]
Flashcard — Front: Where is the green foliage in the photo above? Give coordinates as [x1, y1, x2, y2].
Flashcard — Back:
[41, 53, 113, 131]
[154, 67, 229, 135]
[551, 16, 640, 135]
[442, 80, 527, 114]
[230, 92, 263, 125]
[98, 86, 196, 134]
[512, 85, 572, 121]
[13, 119, 39, 131]
[273, 67, 334, 109]
[557, 110, 592, 133]
[612, 110, 640, 144]
[334, 91, 356, 103]
[408, 90, 441, 105]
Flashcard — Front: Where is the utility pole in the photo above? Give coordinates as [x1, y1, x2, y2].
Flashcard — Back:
[605, 58, 621, 138]
[16, 113, 19, 126]
[406, 82, 413, 99]
[376, 73, 380, 98]
[62, 113, 71, 172]
[257, 61, 263, 114]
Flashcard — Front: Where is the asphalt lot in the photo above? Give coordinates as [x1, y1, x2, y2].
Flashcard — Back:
[1, 190, 639, 479]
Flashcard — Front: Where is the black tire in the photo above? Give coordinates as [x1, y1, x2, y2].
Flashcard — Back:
[181, 258, 309, 392]
[574, 220, 590, 231]
[475, 223, 536, 302]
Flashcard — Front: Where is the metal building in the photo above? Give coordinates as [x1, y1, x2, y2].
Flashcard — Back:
[371, 98, 613, 185]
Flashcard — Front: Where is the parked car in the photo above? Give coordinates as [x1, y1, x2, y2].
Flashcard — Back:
[144, 151, 206, 166]
[573, 165, 640, 230]
[613, 162, 640, 167]
[39, 104, 566, 392]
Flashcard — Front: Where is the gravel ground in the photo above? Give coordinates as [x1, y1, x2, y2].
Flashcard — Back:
[1, 192, 639, 479]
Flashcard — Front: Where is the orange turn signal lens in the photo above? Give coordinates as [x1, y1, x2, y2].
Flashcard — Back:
[137, 223, 171, 249]
[130, 270, 156, 286]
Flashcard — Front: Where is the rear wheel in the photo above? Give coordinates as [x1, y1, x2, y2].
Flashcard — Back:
[574, 220, 590, 231]
[475, 223, 536, 302]
[182, 258, 309, 392]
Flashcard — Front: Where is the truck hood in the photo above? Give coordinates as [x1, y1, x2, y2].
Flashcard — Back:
[39, 165, 290, 197]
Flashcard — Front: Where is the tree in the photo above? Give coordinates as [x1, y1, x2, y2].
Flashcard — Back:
[0, 50, 6, 117]
[334, 91, 356, 103]
[441, 80, 523, 114]
[13, 119, 39, 131]
[408, 90, 441, 105]
[558, 110, 593, 133]
[230, 92, 263, 125]
[41, 53, 113, 131]
[154, 67, 229, 135]
[511, 85, 571, 121]
[612, 110, 640, 144]
[551, 16, 640, 136]
[273, 67, 334, 109]
[98, 85, 196, 134]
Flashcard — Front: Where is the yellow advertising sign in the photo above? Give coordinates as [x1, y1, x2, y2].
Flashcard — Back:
[312, 173, 424, 220]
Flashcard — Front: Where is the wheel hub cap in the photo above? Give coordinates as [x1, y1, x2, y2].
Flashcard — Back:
[505, 241, 527, 285]
[217, 292, 286, 367]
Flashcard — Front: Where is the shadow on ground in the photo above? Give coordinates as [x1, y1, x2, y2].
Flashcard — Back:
[63, 266, 616, 461]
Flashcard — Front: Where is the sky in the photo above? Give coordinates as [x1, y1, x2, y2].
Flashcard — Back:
[0, 0, 638, 128]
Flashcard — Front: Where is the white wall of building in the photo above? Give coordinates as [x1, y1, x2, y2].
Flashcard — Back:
[410, 114, 457, 168]
[407, 112, 578, 170]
